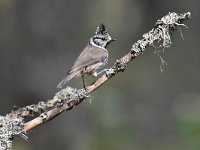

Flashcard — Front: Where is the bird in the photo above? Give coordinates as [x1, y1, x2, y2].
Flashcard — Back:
[57, 23, 116, 88]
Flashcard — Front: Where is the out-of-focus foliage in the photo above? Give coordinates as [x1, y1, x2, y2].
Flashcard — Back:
[0, 0, 199, 150]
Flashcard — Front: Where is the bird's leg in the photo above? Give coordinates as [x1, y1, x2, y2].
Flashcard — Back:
[92, 69, 107, 77]
[82, 75, 86, 88]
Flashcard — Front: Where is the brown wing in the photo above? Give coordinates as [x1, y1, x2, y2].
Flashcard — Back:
[57, 45, 108, 88]
[69, 44, 108, 73]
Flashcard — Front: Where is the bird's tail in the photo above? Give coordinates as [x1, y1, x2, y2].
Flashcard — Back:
[57, 71, 78, 88]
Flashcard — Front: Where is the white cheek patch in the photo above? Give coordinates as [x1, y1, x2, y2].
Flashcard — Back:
[89, 38, 106, 50]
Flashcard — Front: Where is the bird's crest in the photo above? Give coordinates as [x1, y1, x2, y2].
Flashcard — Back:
[95, 23, 107, 35]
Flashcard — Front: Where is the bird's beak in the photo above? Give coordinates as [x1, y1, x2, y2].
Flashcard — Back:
[111, 39, 117, 42]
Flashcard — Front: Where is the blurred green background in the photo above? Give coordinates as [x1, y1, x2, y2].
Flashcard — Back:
[0, 0, 199, 150]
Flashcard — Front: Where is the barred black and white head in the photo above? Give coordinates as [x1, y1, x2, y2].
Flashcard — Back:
[89, 24, 116, 49]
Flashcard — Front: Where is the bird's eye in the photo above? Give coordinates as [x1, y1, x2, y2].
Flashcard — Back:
[102, 38, 106, 41]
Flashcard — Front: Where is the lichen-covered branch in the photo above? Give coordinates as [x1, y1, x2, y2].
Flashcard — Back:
[0, 12, 191, 150]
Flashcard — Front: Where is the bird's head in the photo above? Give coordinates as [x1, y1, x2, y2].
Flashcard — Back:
[90, 23, 116, 48]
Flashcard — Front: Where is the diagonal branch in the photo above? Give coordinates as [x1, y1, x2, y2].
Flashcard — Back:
[23, 12, 191, 132]
[0, 12, 191, 150]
